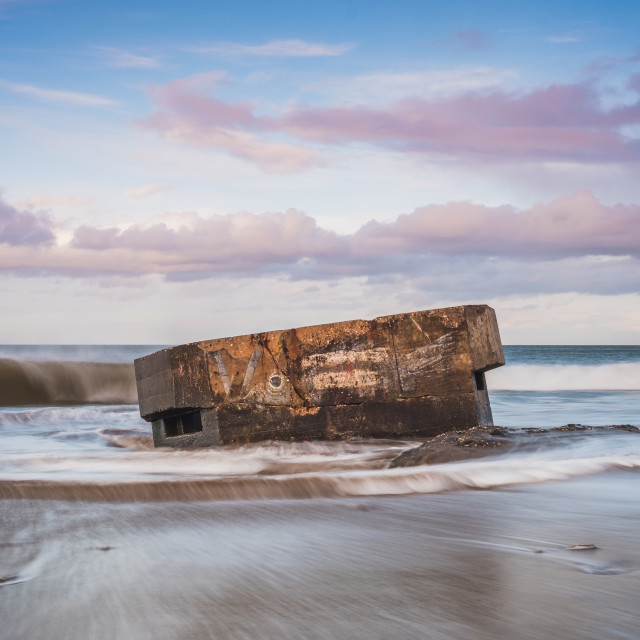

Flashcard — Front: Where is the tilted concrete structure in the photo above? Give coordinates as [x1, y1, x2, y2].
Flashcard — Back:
[135, 305, 505, 448]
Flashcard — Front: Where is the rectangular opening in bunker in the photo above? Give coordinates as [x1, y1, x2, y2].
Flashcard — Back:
[164, 415, 180, 437]
[163, 411, 203, 437]
[181, 410, 203, 434]
[474, 370, 486, 392]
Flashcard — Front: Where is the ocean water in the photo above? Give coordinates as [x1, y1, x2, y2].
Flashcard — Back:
[488, 345, 640, 427]
[0, 344, 639, 497]
[1, 345, 639, 639]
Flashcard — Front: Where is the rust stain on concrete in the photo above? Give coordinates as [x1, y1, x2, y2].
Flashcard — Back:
[134, 304, 505, 447]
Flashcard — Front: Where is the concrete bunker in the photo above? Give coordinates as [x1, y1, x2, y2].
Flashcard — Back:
[135, 304, 505, 448]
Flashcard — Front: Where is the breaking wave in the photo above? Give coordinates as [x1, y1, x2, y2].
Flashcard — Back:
[2, 354, 638, 407]
[487, 363, 640, 391]
[0, 358, 137, 406]
[1, 428, 639, 503]
[1, 451, 638, 502]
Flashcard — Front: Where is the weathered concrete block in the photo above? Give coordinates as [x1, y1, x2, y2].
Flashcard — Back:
[135, 304, 505, 447]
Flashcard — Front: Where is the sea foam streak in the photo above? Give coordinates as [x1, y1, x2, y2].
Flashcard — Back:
[1, 430, 639, 502]
[1, 451, 639, 502]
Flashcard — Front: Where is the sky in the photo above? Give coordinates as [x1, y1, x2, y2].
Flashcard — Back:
[0, 0, 639, 344]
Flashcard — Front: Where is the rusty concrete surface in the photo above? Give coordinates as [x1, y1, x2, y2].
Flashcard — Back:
[135, 305, 505, 447]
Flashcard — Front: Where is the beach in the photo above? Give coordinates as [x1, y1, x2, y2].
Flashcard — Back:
[1, 345, 639, 639]
[4, 1, 640, 636]
[2, 474, 639, 640]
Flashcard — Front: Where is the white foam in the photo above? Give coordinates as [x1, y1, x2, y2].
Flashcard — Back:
[0, 405, 141, 427]
[2, 449, 639, 502]
[5, 439, 409, 479]
[486, 363, 640, 391]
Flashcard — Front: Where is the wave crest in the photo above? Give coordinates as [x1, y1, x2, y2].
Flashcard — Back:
[0, 358, 137, 406]
[1, 452, 638, 502]
[487, 363, 640, 391]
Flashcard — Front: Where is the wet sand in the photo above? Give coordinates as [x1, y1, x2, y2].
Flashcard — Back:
[1, 471, 639, 640]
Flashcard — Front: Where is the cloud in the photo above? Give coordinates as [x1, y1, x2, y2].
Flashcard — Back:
[351, 190, 640, 260]
[146, 72, 256, 127]
[140, 72, 323, 173]
[0, 80, 115, 106]
[192, 39, 353, 57]
[95, 46, 161, 69]
[628, 73, 640, 93]
[70, 209, 343, 270]
[453, 30, 491, 51]
[140, 71, 640, 169]
[278, 84, 640, 162]
[310, 67, 517, 104]
[582, 45, 640, 79]
[1, 191, 639, 300]
[0, 196, 55, 246]
[359, 254, 640, 300]
[125, 182, 175, 199]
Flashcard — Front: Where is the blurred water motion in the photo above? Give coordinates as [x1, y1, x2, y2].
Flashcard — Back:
[1, 345, 640, 639]
[2, 474, 640, 640]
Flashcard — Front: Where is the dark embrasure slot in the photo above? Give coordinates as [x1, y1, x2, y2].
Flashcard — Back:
[474, 370, 486, 392]
[164, 411, 203, 437]
[164, 415, 181, 437]
[181, 410, 203, 434]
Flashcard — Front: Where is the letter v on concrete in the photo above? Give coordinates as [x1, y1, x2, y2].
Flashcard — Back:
[134, 305, 505, 448]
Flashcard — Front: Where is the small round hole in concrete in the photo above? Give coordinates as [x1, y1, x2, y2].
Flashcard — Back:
[269, 375, 282, 389]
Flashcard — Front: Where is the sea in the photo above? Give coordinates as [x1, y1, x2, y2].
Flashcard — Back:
[1, 345, 639, 639]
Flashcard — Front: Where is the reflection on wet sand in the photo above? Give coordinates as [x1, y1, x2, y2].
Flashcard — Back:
[1, 472, 639, 640]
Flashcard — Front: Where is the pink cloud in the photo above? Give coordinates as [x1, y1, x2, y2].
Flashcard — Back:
[148, 72, 255, 129]
[352, 191, 640, 259]
[0, 196, 55, 246]
[280, 85, 639, 161]
[140, 72, 322, 173]
[71, 209, 344, 270]
[628, 73, 640, 93]
[72, 225, 120, 250]
[140, 73, 640, 168]
[0, 191, 636, 294]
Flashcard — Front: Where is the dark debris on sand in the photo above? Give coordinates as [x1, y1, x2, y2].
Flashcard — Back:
[389, 424, 639, 468]
[0, 576, 18, 586]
